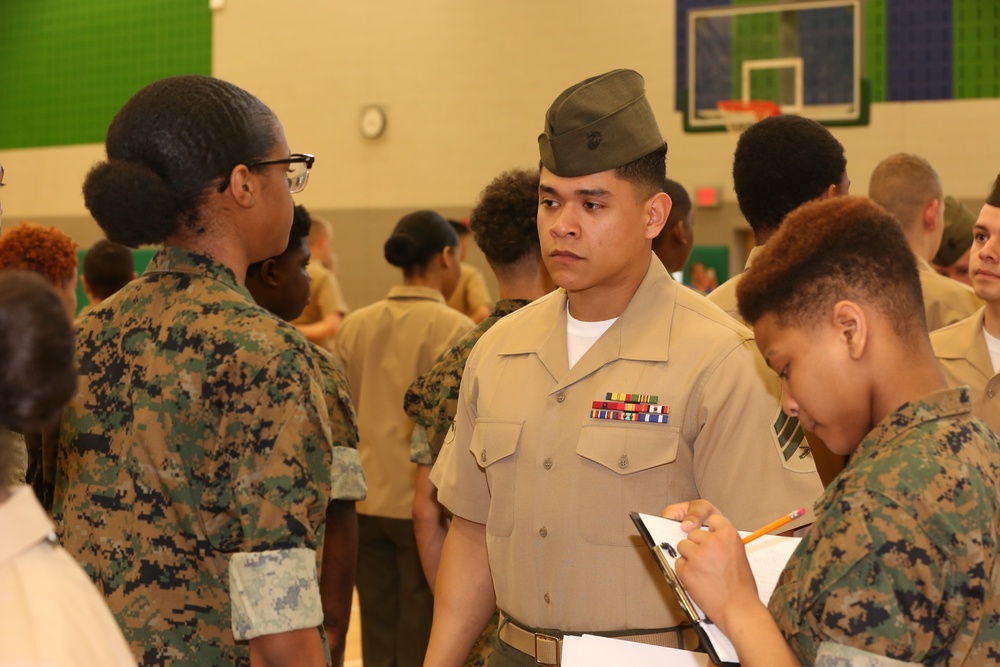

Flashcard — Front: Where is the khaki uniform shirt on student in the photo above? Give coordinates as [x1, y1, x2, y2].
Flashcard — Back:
[432, 258, 823, 632]
[447, 263, 492, 317]
[336, 285, 472, 519]
[706, 245, 762, 324]
[917, 256, 982, 331]
[930, 307, 1000, 434]
[292, 260, 349, 351]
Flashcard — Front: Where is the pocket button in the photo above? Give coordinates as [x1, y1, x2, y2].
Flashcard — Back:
[618, 454, 629, 469]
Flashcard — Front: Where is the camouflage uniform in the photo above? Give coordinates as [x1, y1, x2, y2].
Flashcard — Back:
[53, 247, 334, 667]
[404, 299, 530, 667]
[770, 387, 1000, 666]
[312, 343, 367, 501]
[405, 298, 532, 465]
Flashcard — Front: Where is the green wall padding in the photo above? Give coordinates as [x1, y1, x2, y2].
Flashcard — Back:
[953, 0, 1000, 99]
[865, 0, 888, 102]
[0, 1, 211, 150]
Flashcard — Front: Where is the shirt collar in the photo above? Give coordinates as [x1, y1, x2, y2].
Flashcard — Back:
[0, 486, 57, 565]
[144, 247, 253, 300]
[386, 285, 447, 303]
[860, 386, 972, 456]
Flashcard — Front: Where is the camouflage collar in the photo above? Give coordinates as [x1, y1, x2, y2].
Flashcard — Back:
[853, 386, 972, 463]
[144, 247, 252, 300]
[491, 299, 532, 319]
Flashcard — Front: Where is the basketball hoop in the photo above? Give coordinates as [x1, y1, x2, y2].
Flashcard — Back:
[716, 100, 781, 133]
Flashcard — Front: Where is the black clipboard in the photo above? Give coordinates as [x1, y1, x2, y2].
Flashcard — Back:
[630, 511, 740, 666]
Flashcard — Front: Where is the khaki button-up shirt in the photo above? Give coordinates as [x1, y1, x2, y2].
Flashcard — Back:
[433, 258, 822, 632]
[930, 308, 1000, 433]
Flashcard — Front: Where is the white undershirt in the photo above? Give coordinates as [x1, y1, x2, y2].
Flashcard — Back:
[983, 324, 1000, 374]
[566, 305, 617, 368]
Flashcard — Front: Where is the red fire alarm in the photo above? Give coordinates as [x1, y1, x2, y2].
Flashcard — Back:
[695, 186, 722, 208]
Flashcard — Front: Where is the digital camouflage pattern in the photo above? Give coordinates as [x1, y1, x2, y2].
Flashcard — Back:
[311, 344, 367, 501]
[770, 387, 1000, 666]
[404, 299, 531, 464]
[53, 248, 334, 667]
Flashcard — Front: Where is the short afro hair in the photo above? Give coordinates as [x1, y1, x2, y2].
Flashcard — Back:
[0, 222, 78, 287]
[733, 115, 846, 238]
[469, 169, 540, 266]
[737, 196, 924, 339]
[82, 239, 134, 300]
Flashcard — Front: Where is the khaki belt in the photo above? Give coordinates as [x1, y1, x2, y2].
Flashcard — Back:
[497, 612, 690, 667]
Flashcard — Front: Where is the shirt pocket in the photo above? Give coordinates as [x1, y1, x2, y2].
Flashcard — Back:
[576, 424, 680, 546]
[470, 418, 522, 537]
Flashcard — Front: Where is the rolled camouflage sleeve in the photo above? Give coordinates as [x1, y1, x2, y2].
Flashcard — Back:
[229, 548, 323, 639]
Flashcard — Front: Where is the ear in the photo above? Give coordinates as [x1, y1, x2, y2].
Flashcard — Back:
[258, 258, 281, 288]
[644, 191, 672, 240]
[923, 198, 941, 232]
[832, 300, 868, 361]
[819, 182, 841, 200]
[226, 165, 257, 208]
[80, 276, 94, 299]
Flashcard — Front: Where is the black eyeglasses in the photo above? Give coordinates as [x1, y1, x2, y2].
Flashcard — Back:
[217, 153, 315, 194]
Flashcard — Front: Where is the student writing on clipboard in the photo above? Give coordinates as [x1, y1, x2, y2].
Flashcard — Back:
[664, 196, 1000, 666]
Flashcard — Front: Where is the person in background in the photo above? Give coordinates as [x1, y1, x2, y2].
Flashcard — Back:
[446, 219, 493, 323]
[80, 238, 136, 313]
[932, 174, 1000, 435]
[0, 270, 136, 667]
[0, 221, 78, 318]
[709, 112, 851, 488]
[244, 203, 367, 667]
[55, 75, 333, 667]
[667, 195, 1000, 666]
[868, 153, 981, 330]
[292, 209, 349, 351]
[405, 168, 552, 666]
[0, 222, 78, 498]
[651, 177, 695, 275]
[425, 69, 821, 667]
[933, 195, 977, 286]
[709, 114, 849, 322]
[335, 210, 473, 667]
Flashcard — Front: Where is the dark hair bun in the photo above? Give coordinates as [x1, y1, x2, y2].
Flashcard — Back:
[383, 210, 458, 271]
[83, 159, 182, 247]
[384, 231, 421, 268]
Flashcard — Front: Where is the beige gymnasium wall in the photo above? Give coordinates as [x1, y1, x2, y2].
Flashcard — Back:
[2, 0, 999, 308]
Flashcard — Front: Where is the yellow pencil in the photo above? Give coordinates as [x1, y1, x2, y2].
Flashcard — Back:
[742, 507, 806, 544]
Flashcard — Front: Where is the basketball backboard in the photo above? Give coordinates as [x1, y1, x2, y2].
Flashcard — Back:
[683, 0, 868, 132]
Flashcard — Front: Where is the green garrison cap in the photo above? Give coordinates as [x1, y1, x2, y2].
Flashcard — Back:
[934, 195, 977, 266]
[987, 173, 1000, 207]
[539, 69, 664, 177]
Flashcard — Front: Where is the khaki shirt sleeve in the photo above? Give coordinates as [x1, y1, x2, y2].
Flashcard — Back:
[430, 342, 490, 524]
[690, 338, 822, 532]
[464, 266, 492, 311]
[312, 269, 347, 317]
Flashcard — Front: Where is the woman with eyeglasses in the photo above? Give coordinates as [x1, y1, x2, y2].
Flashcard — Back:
[53, 76, 332, 667]
[333, 210, 473, 667]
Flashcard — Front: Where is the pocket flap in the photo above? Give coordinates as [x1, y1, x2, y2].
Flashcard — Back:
[470, 419, 523, 467]
[577, 424, 679, 475]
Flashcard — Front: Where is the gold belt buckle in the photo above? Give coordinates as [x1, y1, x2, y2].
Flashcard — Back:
[533, 632, 560, 667]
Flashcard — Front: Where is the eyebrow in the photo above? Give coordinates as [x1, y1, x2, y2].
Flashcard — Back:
[539, 184, 614, 198]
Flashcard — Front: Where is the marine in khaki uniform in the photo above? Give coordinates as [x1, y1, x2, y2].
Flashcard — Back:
[708, 114, 851, 487]
[335, 210, 474, 667]
[931, 175, 1000, 435]
[869, 153, 982, 331]
[666, 196, 1000, 666]
[425, 70, 822, 667]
